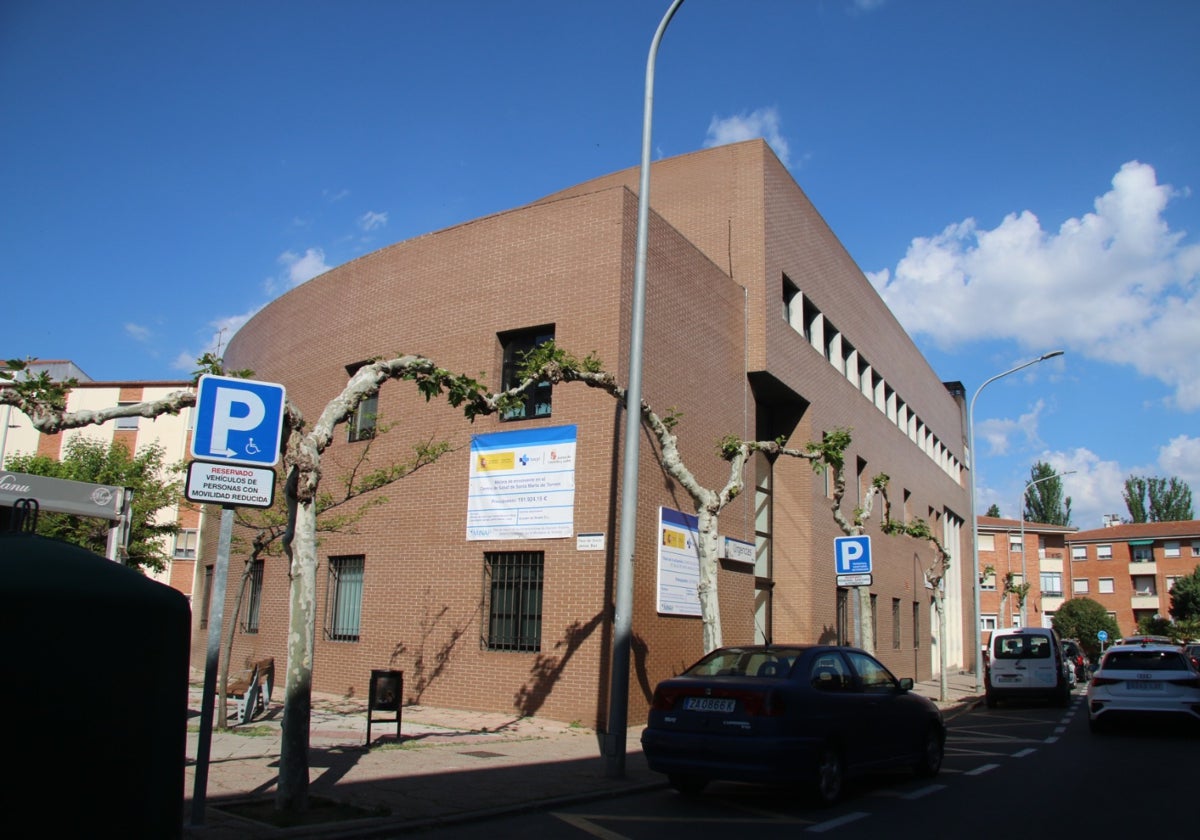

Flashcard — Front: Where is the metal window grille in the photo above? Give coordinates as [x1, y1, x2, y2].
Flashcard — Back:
[325, 555, 365, 642]
[199, 565, 213, 630]
[483, 551, 543, 652]
[892, 598, 901, 649]
[243, 559, 264, 634]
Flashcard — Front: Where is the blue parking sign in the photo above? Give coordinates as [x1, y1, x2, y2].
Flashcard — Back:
[191, 375, 287, 467]
[834, 535, 872, 575]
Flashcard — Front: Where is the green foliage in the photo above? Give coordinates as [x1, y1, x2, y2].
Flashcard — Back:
[1123, 475, 1194, 523]
[1135, 614, 1175, 636]
[1024, 461, 1072, 526]
[1169, 565, 1200, 622]
[191, 352, 253, 381]
[985, 504, 1001, 517]
[1003, 572, 1031, 605]
[1052, 597, 1121, 660]
[2, 357, 76, 410]
[5, 437, 183, 573]
[806, 427, 852, 473]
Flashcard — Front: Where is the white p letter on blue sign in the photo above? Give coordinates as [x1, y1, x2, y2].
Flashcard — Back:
[834, 535, 872, 575]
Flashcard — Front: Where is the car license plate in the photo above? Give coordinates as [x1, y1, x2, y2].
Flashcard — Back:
[683, 696, 735, 712]
[1127, 681, 1162, 691]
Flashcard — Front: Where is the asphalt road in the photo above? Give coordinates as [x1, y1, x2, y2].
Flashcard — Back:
[405, 688, 1199, 839]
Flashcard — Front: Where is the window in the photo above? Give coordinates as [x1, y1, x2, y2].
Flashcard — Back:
[1009, 534, 1023, 551]
[243, 559, 264, 633]
[980, 614, 998, 632]
[484, 551, 543, 651]
[782, 275, 800, 325]
[979, 534, 995, 552]
[980, 569, 997, 590]
[1132, 546, 1153, 562]
[1011, 613, 1022, 628]
[1098, 577, 1115, 594]
[892, 598, 901, 649]
[199, 565, 214, 630]
[870, 594, 878, 650]
[1096, 544, 1112, 560]
[1071, 545, 1086, 560]
[1192, 542, 1200, 557]
[325, 555, 364, 642]
[115, 401, 139, 430]
[173, 529, 198, 560]
[500, 326, 554, 420]
[1040, 571, 1062, 597]
[345, 362, 378, 442]
[912, 602, 920, 649]
[1166, 576, 1180, 591]
[1131, 575, 1155, 596]
[1164, 541, 1181, 558]
[1073, 579, 1090, 594]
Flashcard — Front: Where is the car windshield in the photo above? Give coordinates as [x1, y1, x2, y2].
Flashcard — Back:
[1101, 650, 1188, 671]
[686, 648, 803, 678]
[994, 635, 1053, 659]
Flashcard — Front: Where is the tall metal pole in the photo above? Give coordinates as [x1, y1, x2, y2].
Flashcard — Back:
[605, 0, 686, 781]
[1019, 470, 1075, 627]
[970, 350, 1063, 693]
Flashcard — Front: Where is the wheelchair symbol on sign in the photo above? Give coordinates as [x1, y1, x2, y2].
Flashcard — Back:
[245, 439, 261, 455]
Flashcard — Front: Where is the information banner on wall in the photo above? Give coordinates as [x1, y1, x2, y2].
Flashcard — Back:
[657, 506, 702, 616]
[466, 425, 576, 540]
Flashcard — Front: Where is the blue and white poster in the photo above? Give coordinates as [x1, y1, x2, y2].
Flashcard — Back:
[657, 506, 701, 617]
[467, 425, 576, 540]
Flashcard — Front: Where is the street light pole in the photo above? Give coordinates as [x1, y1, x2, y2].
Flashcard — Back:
[605, 0, 686, 780]
[969, 350, 1063, 693]
[1019, 470, 1075, 628]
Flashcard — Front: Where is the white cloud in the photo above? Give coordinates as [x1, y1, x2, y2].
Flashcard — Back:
[703, 106, 792, 169]
[1035, 447, 1129, 530]
[359, 211, 388, 232]
[276, 247, 331, 289]
[869, 162, 1200, 410]
[1156, 434, 1200, 490]
[124, 323, 152, 342]
[976, 399, 1047, 457]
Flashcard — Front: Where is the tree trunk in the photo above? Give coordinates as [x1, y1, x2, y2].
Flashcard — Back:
[696, 508, 722, 653]
[275, 497, 317, 813]
[934, 589, 949, 701]
[217, 561, 253, 729]
[858, 586, 874, 653]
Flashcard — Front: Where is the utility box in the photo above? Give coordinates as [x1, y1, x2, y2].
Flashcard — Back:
[0, 532, 192, 838]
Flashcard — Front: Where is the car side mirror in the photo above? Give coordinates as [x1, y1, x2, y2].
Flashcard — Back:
[898, 677, 914, 691]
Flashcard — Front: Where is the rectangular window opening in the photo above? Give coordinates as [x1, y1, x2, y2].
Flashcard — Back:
[243, 559, 265, 634]
[483, 551, 544, 652]
[325, 555, 365, 642]
[499, 326, 555, 421]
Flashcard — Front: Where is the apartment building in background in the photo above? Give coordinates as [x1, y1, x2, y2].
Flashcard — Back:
[975, 515, 1078, 647]
[207, 140, 973, 728]
[0, 361, 200, 598]
[1065, 519, 1200, 635]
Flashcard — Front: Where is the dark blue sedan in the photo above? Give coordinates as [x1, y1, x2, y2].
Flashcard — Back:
[640, 644, 945, 805]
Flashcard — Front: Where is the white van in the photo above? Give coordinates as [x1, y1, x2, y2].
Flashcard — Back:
[985, 627, 1071, 708]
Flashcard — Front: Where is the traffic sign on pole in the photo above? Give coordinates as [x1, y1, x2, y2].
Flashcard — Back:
[835, 535, 873, 575]
[191, 375, 286, 467]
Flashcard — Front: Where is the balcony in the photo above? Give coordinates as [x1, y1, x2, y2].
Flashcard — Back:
[1130, 594, 1160, 610]
[1128, 560, 1157, 574]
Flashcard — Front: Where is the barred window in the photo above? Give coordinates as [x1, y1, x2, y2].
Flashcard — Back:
[243, 559, 264, 634]
[484, 551, 543, 651]
[892, 598, 901, 649]
[199, 564, 213, 630]
[325, 555, 365, 642]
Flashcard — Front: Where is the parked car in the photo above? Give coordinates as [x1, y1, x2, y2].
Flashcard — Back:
[1061, 638, 1090, 683]
[1087, 642, 1200, 733]
[985, 627, 1072, 708]
[640, 644, 945, 805]
[1185, 643, 1200, 670]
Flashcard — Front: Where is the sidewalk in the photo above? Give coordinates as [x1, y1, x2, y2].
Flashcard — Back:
[183, 672, 981, 839]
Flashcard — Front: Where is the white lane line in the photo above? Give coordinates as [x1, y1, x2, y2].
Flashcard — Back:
[903, 784, 947, 800]
[966, 763, 1000, 775]
[807, 811, 871, 833]
[1012, 748, 1037, 758]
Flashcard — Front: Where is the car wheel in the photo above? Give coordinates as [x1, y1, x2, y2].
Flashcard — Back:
[668, 773, 708, 797]
[813, 744, 844, 807]
[913, 725, 944, 778]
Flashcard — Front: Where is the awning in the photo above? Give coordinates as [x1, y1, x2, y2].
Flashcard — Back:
[1126, 539, 1155, 546]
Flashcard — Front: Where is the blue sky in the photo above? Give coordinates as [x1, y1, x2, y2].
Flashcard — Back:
[3, 0, 1198, 531]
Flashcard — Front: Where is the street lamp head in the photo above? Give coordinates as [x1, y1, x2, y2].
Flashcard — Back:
[1040, 350, 1065, 361]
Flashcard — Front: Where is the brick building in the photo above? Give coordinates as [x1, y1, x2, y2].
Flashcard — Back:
[1065, 519, 1200, 635]
[0, 361, 201, 597]
[975, 516, 1077, 646]
[206, 139, 973, 727]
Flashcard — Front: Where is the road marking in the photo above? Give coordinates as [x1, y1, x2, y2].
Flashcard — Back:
[903, 784, 947, 799]
[1012, 748, 1037, 758]
[966, 763, 1000, 775]
[807, 812, 870, 833]
[554, 813, 631, 840]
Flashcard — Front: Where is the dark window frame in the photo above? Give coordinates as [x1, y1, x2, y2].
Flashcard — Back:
[499, 326, 555, 421]
[325, 555, 365, 642]
[483, 551, 544, 652]
[243, 558, 265, 634]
